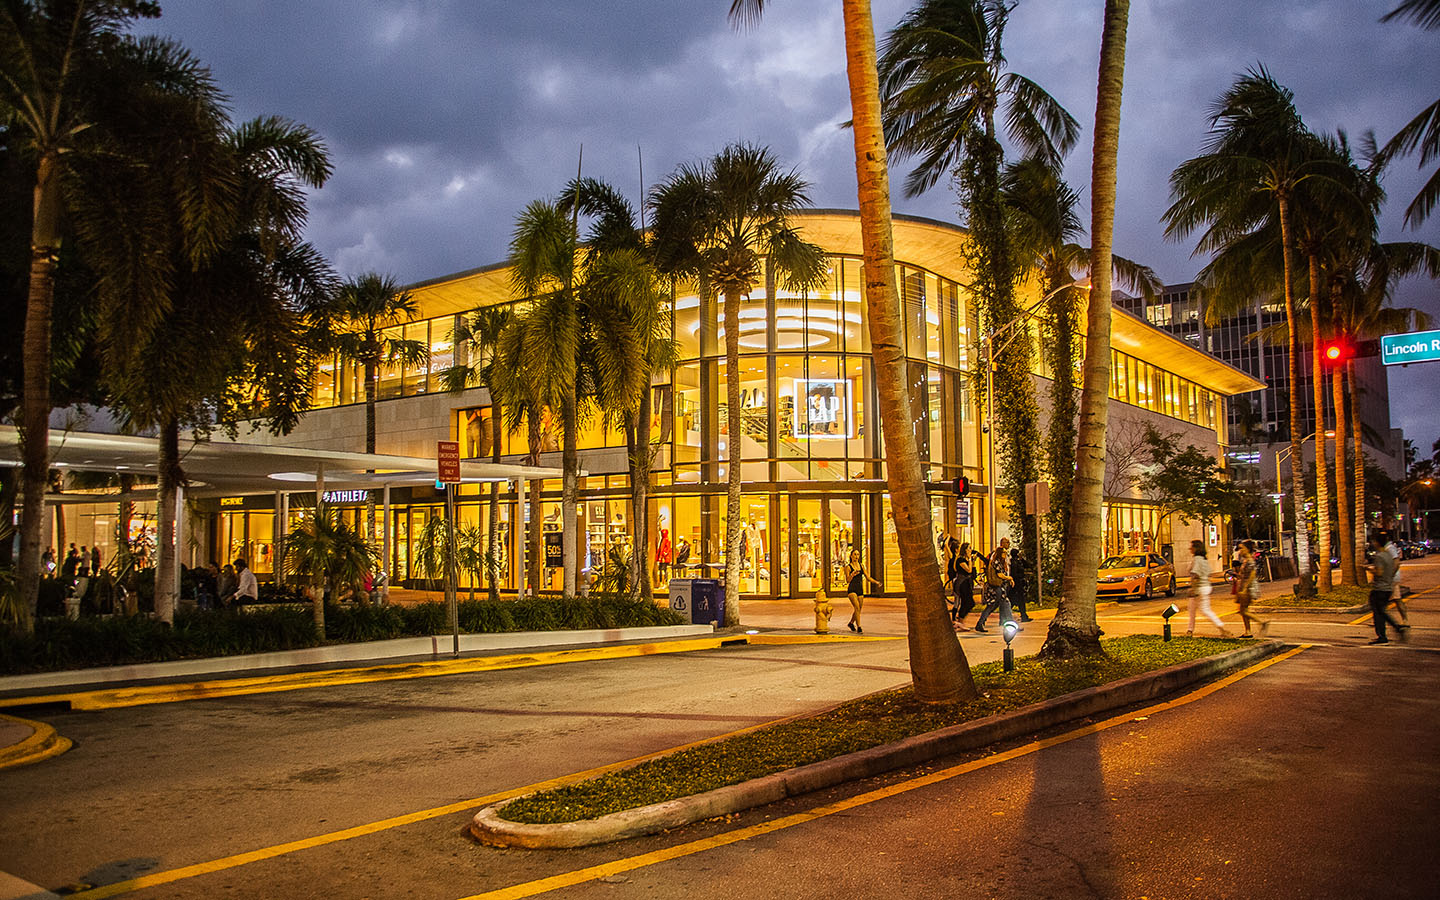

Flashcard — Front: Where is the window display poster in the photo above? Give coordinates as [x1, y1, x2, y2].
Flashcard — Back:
[794, 378, 851, 439]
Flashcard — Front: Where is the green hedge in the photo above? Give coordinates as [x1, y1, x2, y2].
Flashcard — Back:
[0, 595, 684, 674]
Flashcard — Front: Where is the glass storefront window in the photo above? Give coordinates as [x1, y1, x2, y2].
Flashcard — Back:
[674, 291, 702, 360]
[840, 259, 870, 354]
[718, 357, 771, 481]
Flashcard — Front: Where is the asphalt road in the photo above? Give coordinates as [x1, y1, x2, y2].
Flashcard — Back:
[2, 557, 1436, 899]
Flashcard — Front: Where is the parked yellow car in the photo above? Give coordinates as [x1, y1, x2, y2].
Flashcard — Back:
[1096, 553, 1177, 600]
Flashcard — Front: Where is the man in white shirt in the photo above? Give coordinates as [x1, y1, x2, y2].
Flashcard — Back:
[235, 558, 259, 605]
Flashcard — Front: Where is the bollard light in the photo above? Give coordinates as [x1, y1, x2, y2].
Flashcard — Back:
[1162, 603, 1180, 642]
[1002, 620, 1018, 672]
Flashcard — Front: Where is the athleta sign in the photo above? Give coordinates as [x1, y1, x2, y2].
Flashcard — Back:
[1381, 329, 1440, 366]
[323, 490, 368, 504]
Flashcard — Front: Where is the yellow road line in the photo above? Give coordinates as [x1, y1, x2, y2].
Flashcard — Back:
[66, 713, 784, 900]
[2, 637, 739, 711]
[460, 645, 1312, 900]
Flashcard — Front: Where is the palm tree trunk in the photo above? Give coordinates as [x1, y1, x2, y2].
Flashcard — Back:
[1307, 254, 1330, 592]
[1277, 194, 1313, 594]
[364, 360, 378, 567]
[18, 152, 64, 634]
[562, 391, 578, 599]
[1348, 359, 1366, 582]
[155, 419, 182, 624]
[312, 577, 326, 640]
[633, 386, 655, 602]
[487, 406, 502, 601]
[723, 287, 743, 627]
[1332, 365, 1354, 586]
[1044, 0, 1129, 660]
[527, 414, 543, 597]
[842, 0, 971, 701]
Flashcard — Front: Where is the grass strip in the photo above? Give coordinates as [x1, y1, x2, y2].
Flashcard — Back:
[1263, 583, 1371, 608]
[501, 635, 1249, 824]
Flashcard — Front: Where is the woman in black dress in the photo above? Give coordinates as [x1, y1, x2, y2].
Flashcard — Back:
[948, 539, 976, 630]
[845, 548, 880, 634]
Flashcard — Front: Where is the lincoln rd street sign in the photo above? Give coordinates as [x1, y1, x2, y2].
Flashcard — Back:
[1381, 329, 1440, 366]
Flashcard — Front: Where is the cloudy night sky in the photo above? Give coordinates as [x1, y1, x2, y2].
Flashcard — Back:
[139, 0, 1440, 457]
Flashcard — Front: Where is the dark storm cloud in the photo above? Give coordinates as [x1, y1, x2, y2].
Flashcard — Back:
[144, 0, 1439, 450]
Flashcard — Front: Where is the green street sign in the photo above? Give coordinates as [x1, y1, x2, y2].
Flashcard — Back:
[1381, 329, 1440, 366]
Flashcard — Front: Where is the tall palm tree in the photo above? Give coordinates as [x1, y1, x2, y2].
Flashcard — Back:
[2, 2, 234, 630]
[443, 305, 514, 600]
[104, 117, 334, 622]
[1164, 68, 1331, 595]
[320, 273, 427, 555]
[1001, 156, 1158, 574]
[506, 199, 584, 599]
[1379, 0, 1440, 228]
[1042, 0, 1131, 660]
[731, 0, 973, 700]
[650, 143, 827, 629]
[489, 310, 549, 597]
[560, 177, 677, 601]
[878, 0, 1078, 577]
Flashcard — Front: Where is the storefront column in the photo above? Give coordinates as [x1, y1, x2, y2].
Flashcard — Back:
[381, 484, 392, 603]
[516, 477, 527, 597]
[276, 491, 288, 586]
[173, 483, 186, 600]
[315, 464, 325, 508]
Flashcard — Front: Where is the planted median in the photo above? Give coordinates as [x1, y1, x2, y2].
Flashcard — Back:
[499, 635, 1250, 826]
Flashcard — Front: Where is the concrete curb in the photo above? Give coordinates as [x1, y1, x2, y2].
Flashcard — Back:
[471, 641, 1284, 849]
[1253, 605, 1368, 614]
[0, 713, 72, 770]
[0, 624, 715, 695]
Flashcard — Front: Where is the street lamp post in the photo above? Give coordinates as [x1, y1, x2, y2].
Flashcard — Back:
[979, 280, 1088, 551]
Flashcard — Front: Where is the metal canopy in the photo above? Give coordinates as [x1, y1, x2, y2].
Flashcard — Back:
[0, 426, 565, 500]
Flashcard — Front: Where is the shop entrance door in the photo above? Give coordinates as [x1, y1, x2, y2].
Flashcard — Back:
[785, 494, 861, 599]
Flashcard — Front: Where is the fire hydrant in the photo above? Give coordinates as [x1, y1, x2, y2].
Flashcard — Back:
[813, 589, 833, 634]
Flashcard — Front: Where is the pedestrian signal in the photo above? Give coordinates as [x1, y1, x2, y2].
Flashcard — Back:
[952, 476, 971, 496]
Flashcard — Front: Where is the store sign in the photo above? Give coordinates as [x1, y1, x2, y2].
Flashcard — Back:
[957, 499, 971, 526]
[220, 497, 244, 507]
[1381, 329, 1440, 366]
[544, 531, 563, 566]
[793, 378, 853, 439]
[323, 490, 368, 504]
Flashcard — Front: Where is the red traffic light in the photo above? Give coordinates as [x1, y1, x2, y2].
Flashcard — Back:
[953, 476, 971, 496]
[1322, 339, 1353, 365]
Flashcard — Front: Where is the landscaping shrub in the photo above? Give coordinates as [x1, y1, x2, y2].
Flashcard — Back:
[0, 594, 683, 674]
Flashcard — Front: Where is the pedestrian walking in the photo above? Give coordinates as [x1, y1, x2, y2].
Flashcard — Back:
[1186, 539, 1230, 637]
[844, 548, 879, 634]
[1009, 547, 1033, 622]
[1383, 534, 1408, 625]
[1365, 533, 1409, 645]
[973, 537, 1015, 634]
[62, 544, 80, 581]
[947, 539, 977, 630]
[1235, 540, 1268, 638]
[90, 545, 101, 572]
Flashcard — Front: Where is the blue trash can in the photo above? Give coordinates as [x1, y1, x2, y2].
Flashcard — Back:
[689, 578, 724, 627]
[669, 578, 725, 627]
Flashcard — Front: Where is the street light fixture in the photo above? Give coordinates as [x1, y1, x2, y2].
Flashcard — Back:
[1002, 619, 1019, 671]
[980, 279, 1090, 548]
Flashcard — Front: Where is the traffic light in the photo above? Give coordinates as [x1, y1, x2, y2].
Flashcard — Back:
[952, 475, 971, 496]
[1322, 338, 1353, 365]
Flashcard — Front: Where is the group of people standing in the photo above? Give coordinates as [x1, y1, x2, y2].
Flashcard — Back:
[943, 537, 1033, 634]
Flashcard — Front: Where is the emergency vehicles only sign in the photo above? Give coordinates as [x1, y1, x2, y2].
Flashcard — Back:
[1381, 329, 1440, 366]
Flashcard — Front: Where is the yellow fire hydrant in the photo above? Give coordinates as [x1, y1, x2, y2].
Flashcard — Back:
[814, 589, 833, 634]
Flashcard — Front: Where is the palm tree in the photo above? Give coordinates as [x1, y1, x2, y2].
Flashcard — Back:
[320, 273, 427, 556]
[560, 177, 678, 601]
[1042, 0, 1131, 660]
[1000, 156, 1158, 574]
[443, 305, 514, 600]
[505, 199, 584, 598]
[284, 507, 376, 639]
[730, 0, 973, 700]
[2, 2, 233, 630]
[878, 0, 1078, 578]
[1379, 0, 1440, 228]
[103, 117, 334, 623]
[650, 143, 827, 629]
[1164, 68, 1332, 595]
[489, 311, 548, 597]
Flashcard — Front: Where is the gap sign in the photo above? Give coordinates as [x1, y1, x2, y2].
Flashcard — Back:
[1381, 329, 1440, 366]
